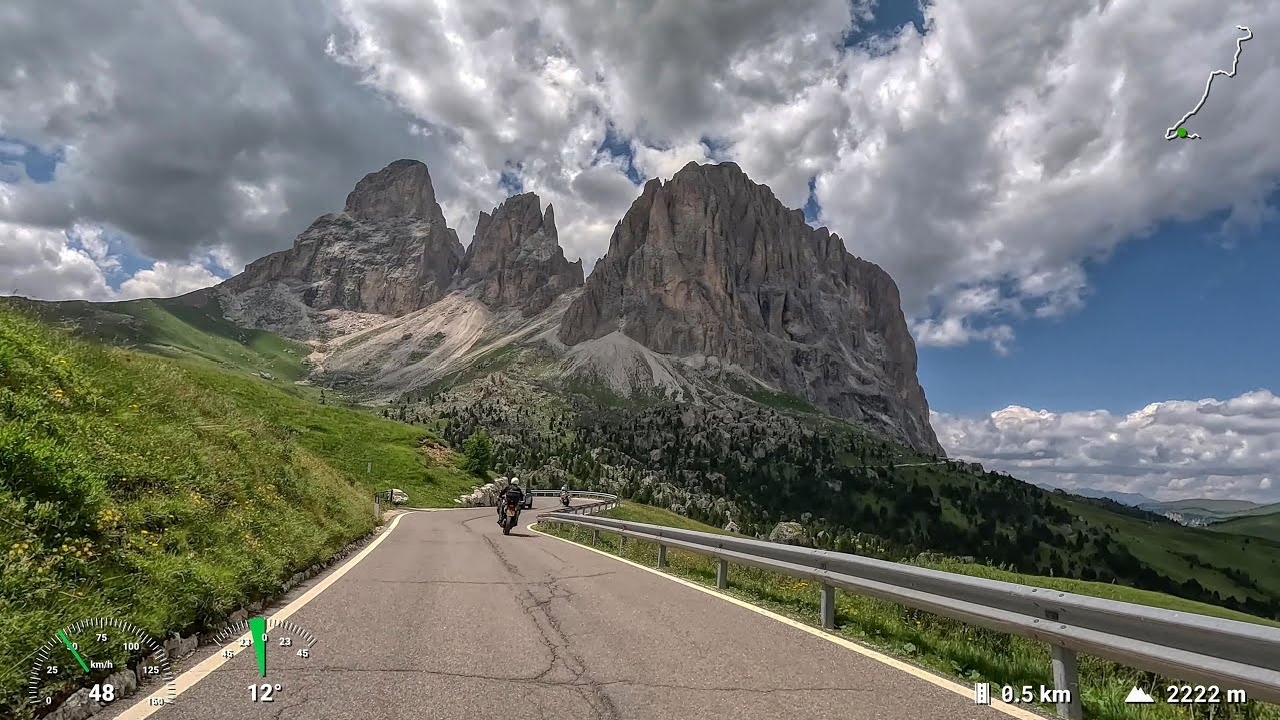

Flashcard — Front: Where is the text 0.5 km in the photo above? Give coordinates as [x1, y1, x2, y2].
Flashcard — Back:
[974, 684, 1071, 705]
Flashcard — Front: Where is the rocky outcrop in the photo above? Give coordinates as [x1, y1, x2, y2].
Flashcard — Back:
[456, 193, 584, 316]
[456, 477, 513, 507]
[559, 161, 942, 455]
[215, 162, 586, 336]
[769, 521, 813, 547]
[344, 158, 443, 222]
[218, 159, 464, 318]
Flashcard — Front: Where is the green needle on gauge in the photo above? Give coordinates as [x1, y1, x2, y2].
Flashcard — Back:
[249, 616, 267, 677]
[56, 629, 91, 674]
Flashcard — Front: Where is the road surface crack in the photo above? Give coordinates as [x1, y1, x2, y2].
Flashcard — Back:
[485, 536, 619, 719]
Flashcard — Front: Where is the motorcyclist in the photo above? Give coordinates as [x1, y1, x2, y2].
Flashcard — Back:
[497, 478, 525, 525]
[560, 485, 571, 506]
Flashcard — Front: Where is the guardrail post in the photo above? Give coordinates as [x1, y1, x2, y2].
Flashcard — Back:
[1045, 611, 1083, 720]
[820, 584, 836, 630]
[619, 536, 626, 553]
[592, 529, 600, 546]
[716, 559, 728, 589]
[656, 544, 668, 568]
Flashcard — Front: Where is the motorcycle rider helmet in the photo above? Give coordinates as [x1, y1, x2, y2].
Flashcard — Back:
[562, 485, 568, 491]
[509, 477, 520, 487]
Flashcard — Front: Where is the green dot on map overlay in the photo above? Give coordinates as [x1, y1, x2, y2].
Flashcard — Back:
[1177, 127, 1188, 138]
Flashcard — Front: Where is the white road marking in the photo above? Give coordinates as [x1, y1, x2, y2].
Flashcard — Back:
[530, 522, 1045, 720]
[114, 512, 413, 719]
[1165, 25, 1253, 140]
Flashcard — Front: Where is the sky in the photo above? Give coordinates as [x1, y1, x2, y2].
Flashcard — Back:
[1, 0, 1277, 503]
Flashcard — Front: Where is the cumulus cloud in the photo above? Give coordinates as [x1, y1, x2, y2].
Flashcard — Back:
[0, 218, 228, 303]
[0, 221, 114, 300]
[1, 0, 1278, 353]
[0, 0, 454, 265]
[933, 390, 1280, 503]
[116, 261, 224, 300]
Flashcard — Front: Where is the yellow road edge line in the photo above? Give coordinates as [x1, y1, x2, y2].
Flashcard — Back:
[529, 521, 1045, 720]
[115, 512, 413, 719]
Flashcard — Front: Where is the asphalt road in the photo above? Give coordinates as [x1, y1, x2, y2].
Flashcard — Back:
[106, 502, 1030, 720]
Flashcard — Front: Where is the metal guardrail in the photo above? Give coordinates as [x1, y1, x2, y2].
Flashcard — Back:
[529, 490, 618, 515]
[538, 508, 1280, 718]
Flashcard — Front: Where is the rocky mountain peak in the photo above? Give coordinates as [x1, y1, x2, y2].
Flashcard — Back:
[458, 192, 584, 316]
[559, 161, 942, 455]
[216, 159, 463, 327]
[343, 158, 442, 223]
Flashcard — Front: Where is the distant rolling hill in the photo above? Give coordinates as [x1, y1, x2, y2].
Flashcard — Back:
[1146, 498, 1267, 515]
[1028, 486, 1280, 531]
[1139, 498, 1280, 524]
[1209, 510, 1280, 543]
[1066, 487, 1159, 507]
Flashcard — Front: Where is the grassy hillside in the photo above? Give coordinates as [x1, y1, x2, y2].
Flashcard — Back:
[1052, 496, 1280, 607]
[1210, 511, 1280, 543]
[0, 307, 477, 715]
[540, 502, 1278, 720]
[0, 294, 310, 382]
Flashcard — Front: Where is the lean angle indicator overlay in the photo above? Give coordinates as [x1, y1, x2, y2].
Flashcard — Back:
[1165, 25, 1253, 140]
[28, 617, 176, 710]
[213, 616, 317, 703]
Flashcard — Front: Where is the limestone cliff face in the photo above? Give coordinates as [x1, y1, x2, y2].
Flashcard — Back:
[210, 157, 940, 453]
[219, 159, 464, 317]
[559, 161, 943, 455]
[456, 193, 584, 316]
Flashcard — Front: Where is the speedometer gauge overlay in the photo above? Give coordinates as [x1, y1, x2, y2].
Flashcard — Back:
[28, 618, 175, 713]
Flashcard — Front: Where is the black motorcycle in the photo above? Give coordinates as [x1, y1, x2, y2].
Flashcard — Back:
[501, 498, 521, 535]
[560, 491, 571, 507]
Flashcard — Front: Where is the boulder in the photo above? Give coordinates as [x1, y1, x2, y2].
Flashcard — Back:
[768, 521, 812, 547]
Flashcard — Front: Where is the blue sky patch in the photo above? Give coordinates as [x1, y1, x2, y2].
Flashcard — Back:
[64, 225, 155, 292]
[842, 0, 928, 51]
[699, 135, 731, 162]
[595, 124, 642, 184]
[0, 136, 63, 183]
[499, 166, 524, 195]
[803, 176, 823, 224]
[920, 190, 1280, 414]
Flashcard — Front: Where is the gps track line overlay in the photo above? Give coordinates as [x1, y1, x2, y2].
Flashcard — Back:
[1165, 25, 1253, 140]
